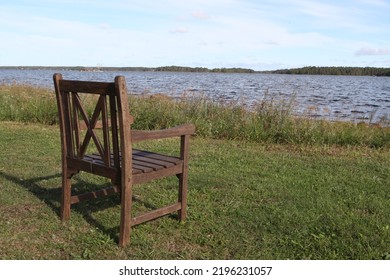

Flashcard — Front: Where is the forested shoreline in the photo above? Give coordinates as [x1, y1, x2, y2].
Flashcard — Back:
[1, 65, 389, 76]
[0, 65, 255, 73]
[270, 66, 390, 76]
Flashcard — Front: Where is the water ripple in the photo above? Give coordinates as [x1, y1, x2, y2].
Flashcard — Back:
[1, 69, 389, 124]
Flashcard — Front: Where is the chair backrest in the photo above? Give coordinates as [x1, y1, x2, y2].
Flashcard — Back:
[53, 73, 132, 179]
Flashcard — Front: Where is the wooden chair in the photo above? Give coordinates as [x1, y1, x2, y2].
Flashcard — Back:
[53, 73, 195, 246]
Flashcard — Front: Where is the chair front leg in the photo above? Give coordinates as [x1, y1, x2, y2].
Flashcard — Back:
[119, 179, 133, 247]
[178, 135, 190, 221]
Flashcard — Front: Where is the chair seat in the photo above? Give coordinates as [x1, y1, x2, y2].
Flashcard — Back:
[82, 149, 183, 184]
[131, 149, 182, 174]
[68, 149, 184, 204]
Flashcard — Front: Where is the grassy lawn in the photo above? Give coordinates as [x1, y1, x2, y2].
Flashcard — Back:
[0, 121, 389, 260]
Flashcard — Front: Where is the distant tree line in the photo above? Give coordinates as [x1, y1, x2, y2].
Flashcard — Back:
[154, 66, 255, 73]
[271, 66, 390, 76]
[0, 65, 255, 73]
[2, 65, 389, 76]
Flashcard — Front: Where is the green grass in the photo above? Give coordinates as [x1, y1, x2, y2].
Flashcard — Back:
[0, 84, 389, 259]
[1, 84, 390, 147]
[1, 122, 389, 259]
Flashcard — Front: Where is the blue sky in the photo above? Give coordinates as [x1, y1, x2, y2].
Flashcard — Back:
[1, 0, 390, 70]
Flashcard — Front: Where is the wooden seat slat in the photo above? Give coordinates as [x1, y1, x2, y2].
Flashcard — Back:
[133, 149, 182, 164]
[83, 151, 182, 174]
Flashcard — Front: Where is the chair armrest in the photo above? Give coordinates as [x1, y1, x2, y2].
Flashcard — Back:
[131, 124, 195, 142]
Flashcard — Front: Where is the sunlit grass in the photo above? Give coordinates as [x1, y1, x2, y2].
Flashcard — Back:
[0, 122, 389, 259]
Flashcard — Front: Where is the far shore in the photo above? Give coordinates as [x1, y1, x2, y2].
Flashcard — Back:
[1, 65, 390, 76]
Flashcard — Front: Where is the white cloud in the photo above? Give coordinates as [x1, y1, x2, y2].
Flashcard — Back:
[171, 27, 189, 33]
[357, 0, 390, 7]
[192, 10, 210, 20]
[355, 47, 390, 56]
[294, 1, 345, 20]
[207, 15, 334, 50]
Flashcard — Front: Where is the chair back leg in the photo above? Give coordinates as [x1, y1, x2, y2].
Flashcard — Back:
[60, 170, 73, 221]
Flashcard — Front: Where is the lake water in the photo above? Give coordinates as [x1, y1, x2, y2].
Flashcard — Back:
[1, 69, 390, 124]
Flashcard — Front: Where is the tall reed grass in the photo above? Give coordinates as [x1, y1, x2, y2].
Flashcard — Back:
[0, 84, 58, 124]
[1, 84, 389, 147]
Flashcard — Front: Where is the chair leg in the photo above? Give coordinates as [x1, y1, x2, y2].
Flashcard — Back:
[119, 182, 132, 247]
[178, 172, 188, 221]
[178, 135, 189, 221]
[60, 171, 72, 221]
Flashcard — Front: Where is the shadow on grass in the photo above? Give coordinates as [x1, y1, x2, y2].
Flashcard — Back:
[0, 172, 62, 215]
[0, 171, 177, 244]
